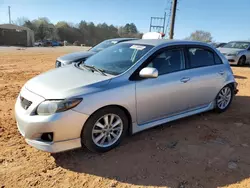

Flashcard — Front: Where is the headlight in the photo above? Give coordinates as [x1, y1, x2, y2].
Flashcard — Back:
[37, 98, 82, 115]
[55, 61, 61, 68]
[227, 51, 241, 56]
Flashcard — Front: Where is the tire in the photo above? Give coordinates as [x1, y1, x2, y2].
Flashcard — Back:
[81, 107, 128, 153]
[237, 56, 246, 66]
[214, 85, 233, 113]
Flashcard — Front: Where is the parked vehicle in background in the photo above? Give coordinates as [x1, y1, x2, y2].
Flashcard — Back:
[216, 42, 227, 48]
[34, 41, 43, 47]
[42, 40, 52, 47]
[15, 39, 238, 153]
[51, 41, 61, 47]
[142, 32, 165, 39]
[34, 40, 62, 47]
[55, 38, 137, 68]
[209, 42, 227, 48]
[218, 41, 250, 65]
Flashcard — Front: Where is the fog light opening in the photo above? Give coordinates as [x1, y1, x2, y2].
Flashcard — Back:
[41, 132, 54, 142]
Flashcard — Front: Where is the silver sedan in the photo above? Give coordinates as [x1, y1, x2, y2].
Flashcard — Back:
[218, 41, 250, 66]
[15, 39, 238, 153]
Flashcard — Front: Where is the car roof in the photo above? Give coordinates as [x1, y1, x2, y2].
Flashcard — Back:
[229, 40, 250, 43]
[122, 39, 213, 47]
[106, 38, 138, 42]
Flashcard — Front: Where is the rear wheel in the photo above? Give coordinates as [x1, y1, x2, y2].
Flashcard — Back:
[81, 107, 128, 152]
[215, 85, 233, 113]
[237, 56, 246, 66]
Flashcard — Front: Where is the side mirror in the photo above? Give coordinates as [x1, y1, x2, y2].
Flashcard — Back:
[139, 67, 158, 78]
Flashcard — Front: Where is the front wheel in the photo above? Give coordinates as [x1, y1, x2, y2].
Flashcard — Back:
[215, 85, 233, 113]
[238, 56, 246, 66]
[81, 107, 128, 152]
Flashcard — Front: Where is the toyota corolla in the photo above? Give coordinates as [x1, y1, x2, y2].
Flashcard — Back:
[15, 39, 238, 153]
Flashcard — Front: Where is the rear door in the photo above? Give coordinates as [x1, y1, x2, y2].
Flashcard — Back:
[184, 46, 227, 110]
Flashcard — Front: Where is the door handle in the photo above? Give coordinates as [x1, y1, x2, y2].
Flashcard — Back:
[218, 71, 225, 75]
[180, 77, 190, 83]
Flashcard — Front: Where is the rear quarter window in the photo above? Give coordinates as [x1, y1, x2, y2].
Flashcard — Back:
[214, 53, 223, 64]
[188, 48, 214, 68]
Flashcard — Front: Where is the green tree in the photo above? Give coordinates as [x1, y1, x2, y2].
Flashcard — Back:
[21, 18, 141, 45]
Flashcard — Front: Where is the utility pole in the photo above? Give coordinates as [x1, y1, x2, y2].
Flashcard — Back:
[8, 6, 11, 24]
[169, 0, 177, 39]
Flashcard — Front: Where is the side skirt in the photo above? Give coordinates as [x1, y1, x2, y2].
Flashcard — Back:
[132, 101, 215, 134]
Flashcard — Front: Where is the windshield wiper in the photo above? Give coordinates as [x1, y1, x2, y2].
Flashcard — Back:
[81, 64, 107, 76]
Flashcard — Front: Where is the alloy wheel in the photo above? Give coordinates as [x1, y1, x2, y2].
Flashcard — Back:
[92, 113, 123, 148]
[217, 86, 232, 110]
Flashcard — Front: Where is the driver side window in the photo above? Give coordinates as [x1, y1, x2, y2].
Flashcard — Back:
[147, 48, 185, 75]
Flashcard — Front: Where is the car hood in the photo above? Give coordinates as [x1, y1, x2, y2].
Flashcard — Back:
[25, 65, 112, 99]
[57, 51, 96, 64]
[218, 48, 243, 54]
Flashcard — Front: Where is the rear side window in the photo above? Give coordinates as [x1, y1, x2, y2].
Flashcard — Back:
[214, 53, 223, 64]
[188, 48, 215, 68]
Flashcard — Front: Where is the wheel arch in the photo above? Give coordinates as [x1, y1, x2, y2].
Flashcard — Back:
[214, 81, 235, 103]
[222, 82, 235, 90]
[240, 55, 246, 59]
[238, 55, 246, 65]
[82, 104, 133, 135]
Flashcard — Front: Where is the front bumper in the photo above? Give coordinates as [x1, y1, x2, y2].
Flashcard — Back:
[223, 55, 240, 65]
[234, 89, 239, 95]
[15, 87, 89, 153]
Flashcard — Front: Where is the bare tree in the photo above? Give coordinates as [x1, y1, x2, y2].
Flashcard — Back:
[185, 30, 213, 42]
[13, 17, 28, 26]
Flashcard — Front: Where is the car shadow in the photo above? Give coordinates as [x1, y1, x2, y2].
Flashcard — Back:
[234, 75, 247, 79]
[231, 64, 250, 68]
[53, 95, 250, 188]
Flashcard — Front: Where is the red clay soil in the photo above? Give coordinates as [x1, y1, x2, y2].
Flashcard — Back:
[0, 47, 250, 188]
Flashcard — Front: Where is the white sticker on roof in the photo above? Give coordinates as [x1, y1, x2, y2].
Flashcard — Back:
[111, 41, 118, 44]
[130, 45, 146, 50]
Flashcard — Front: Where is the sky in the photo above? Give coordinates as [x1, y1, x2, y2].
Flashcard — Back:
[0, 0, 250, 42]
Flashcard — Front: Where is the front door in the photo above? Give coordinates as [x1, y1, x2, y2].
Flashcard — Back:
[135, 47, 191, 125]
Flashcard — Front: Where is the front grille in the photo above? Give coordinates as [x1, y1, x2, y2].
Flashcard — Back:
[20, 96, 32, 110]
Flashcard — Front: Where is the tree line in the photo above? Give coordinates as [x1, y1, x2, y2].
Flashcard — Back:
[15, 17, 219, 44]
[16, 17, 142, 46]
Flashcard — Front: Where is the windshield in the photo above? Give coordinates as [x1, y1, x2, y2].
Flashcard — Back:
[223, 42, 250, 49]
[83, 43, 153, 75]
[90, 40, 119, 53]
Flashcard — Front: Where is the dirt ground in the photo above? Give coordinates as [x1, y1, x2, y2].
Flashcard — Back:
[0, 46, 250, 188]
